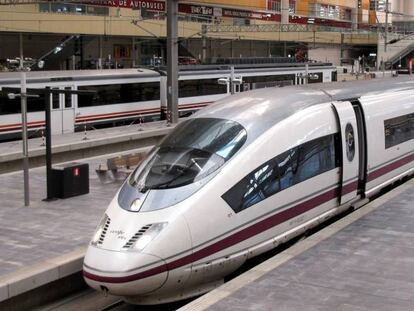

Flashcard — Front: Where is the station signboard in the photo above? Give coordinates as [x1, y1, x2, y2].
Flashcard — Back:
[85, 0, 165, 11]
[84, 0, 280, 20]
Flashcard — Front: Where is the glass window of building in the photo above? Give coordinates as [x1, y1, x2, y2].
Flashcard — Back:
[39, 2, 108, 16]
[370, 0, 386, 11]
[269, 0, 281, 12]
[309, 3, 351, 21]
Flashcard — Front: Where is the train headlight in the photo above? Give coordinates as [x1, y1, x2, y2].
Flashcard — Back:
[130, 198, 142, 212]
[131, 222, 168, 251]
[91, 214, 109, 246]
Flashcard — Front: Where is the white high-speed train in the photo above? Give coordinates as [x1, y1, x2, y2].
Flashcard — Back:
[0, 63, 335, 140]
[83, 77, 414, 304]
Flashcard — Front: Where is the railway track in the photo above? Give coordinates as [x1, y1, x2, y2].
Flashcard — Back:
[38, 286, 196, 311]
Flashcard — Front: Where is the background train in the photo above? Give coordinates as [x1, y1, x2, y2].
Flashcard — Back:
[83, 77, 414, 304]
[0, 62, 335, 141]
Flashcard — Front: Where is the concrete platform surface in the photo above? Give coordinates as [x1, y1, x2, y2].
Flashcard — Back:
[0, 150, 135, 301]
[181, 179, 414, 311]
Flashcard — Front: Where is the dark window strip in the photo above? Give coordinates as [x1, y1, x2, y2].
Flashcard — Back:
[222, 133, 340, 213]
[384, 112, 414, 149]
[78, 82, 160, 108]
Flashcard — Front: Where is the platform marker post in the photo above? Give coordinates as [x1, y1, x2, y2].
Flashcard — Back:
[230, 66, 235, 95]
[20, 71, 30, 207]
[45, 87, 54, 201]
[82, 122, 88, 141]
[138, 115, 144, 131]
[40, 130, 45, 146]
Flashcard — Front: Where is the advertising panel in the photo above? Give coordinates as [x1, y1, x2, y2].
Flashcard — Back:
[87, 0, 279, 20]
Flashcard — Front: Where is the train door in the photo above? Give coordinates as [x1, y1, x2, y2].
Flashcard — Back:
[50, 87, 75, 135]
[332, 101, 360, 205]
[351, 101, 367, 195]
[62, 86, 75, 134]
[50, 88, 62, 135]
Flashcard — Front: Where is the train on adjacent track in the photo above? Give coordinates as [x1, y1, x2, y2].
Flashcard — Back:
[0, 62, 335, 140]
[82, 76, 414, 304]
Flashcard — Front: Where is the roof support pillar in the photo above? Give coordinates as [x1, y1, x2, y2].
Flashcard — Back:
[281, 0, 289, 24]
[167, 0, 179, 124]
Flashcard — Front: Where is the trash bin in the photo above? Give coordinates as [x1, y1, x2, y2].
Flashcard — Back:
[51, 163, 89, 199]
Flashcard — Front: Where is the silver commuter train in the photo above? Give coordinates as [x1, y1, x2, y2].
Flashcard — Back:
[0, 63, 335, 140]
[83, 77, 414, 304]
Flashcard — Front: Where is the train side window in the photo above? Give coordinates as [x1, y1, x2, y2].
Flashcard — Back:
[277, 148, 297, 190]
[222, 134, 339, 213]
[179, 79, 227, 98]
[64, 87, 72, 108]
[307, 72, 323, 84]
[0, 93, 45, 114]
[294, 135, 336, 183]
[242, 74, 295, 90]
[222, 159, 279, 213]
[78, 82, 160, 107]
[0, 95, 20, 114]
[384, 113, 414, 148]
[52, 91, 60, 109]
[120, 82, 160, 102]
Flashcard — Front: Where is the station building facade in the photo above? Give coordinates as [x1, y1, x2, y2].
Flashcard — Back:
[0, 0, 411, 70]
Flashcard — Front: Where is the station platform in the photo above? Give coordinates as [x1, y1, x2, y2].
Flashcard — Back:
[0, 120, 173, 174]
[0, 119, 177, 307]
[0, 149, 145, 303]
[181, 179, 414, 311]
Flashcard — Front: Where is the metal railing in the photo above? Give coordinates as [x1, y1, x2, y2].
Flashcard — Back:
[205, 23, 377, 34]
[387, 35, 414, 65]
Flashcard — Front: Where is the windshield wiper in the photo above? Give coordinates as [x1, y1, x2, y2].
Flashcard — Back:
[191, 158, 202, 171]
[150, 157, 199, 190]
[150, 169, 188, 189]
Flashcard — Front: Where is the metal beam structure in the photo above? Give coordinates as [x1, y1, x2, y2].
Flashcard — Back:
[205, 24, 378, 34]
[166, 0, 179, 125]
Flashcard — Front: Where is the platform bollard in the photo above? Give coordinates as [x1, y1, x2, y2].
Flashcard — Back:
[40, 130, 45, 146]
[138, 115, 144, 131]
[166, 111, 171, 127]
[82, 123, 88, 141]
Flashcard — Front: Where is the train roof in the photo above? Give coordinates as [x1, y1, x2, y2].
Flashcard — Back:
[0, 64, 335, 84]
[195, 76, 414, 141]
[167, 62, 334, 71]
[157, 63, 336, 77]
[0, 68, 160, 85]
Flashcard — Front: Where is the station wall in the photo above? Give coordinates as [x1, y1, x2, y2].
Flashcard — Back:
[308, 44, 350, 66]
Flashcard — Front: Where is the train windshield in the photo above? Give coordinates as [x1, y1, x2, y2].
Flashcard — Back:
[129, 118, 247, 191]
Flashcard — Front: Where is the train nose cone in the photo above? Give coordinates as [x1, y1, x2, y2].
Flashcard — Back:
[83, 246, 168, 296]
